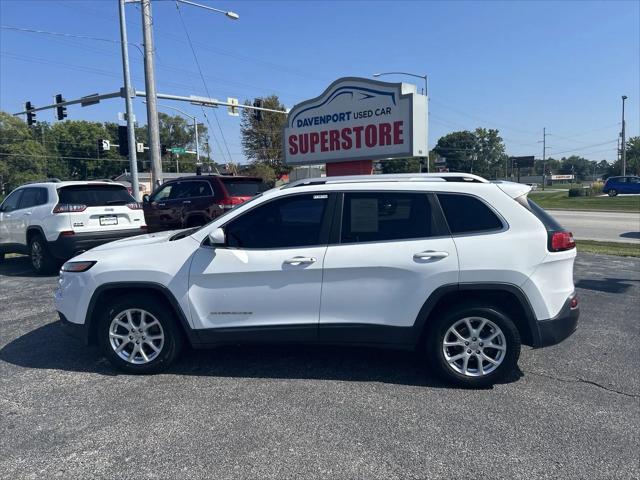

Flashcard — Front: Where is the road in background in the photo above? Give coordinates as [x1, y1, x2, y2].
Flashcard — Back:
[0, 253, 639, 479]
[549, 209, 640, 243]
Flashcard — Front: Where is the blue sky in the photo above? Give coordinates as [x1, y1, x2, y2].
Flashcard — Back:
[1, 0, 638, 166]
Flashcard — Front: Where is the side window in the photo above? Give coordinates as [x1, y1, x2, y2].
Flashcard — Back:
[627, 177, 640, 184]
[18, 188, 47, 209]
[341, 192, 436, 243]
[179, 181, 213, 198]
[224, 194, 329, 249]
[151, 184, 173, 202]
[437, 193, 504, 235]
[0, 190, 23, 212]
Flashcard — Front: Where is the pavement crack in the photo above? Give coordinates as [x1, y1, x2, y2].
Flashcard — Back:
[525, 370, 640, 399]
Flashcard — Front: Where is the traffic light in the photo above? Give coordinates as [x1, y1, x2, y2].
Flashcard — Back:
[253, 98, 263, 121]
[25, 101, 36, 126]
[117, 125, 129, 156]
[55, 94, 67, 121]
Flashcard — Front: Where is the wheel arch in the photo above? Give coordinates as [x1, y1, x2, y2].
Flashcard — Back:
[415, 283, 540, 347]
[85, 282, 198, 347]
[26, 225, 46, 245]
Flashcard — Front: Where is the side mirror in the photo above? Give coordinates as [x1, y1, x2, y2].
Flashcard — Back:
[142, 194, 150, 203]
[208, 227, 226, 246]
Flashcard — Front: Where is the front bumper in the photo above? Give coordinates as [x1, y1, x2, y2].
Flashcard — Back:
[534, 294, 579, 347]
[48, 229, 146, 260]
[58, 311, 90, 344]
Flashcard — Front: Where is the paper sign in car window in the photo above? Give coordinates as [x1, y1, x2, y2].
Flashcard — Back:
[350, 198, 379, 232]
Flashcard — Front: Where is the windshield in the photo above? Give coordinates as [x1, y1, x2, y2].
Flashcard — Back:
[192, 193, 265, 234]
[57, 184, 134, 206]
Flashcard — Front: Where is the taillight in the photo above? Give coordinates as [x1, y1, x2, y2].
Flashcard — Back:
[53, 203, 86, 213]
[549, 231, 576, 252]
[217, 197, 245, 210]
[570, 295, 578, 309]
[126, 202, 143, 210]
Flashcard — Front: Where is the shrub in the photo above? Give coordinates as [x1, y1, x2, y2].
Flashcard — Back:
[591, 182, 604, 195]
[568, 187, 587, 197]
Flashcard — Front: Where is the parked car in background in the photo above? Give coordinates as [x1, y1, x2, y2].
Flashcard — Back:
[603, 176, 640, 196]
[0, 180, 146, 274]
[142, 175, 267, 232]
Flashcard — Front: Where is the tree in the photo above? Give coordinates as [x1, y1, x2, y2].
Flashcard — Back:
[240, 95, 288, 175]
[473, 128, 507, 178]
[241, 163, 277, 187]
[624, 136, 640, 175]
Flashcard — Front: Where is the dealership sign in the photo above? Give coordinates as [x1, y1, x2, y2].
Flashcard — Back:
[284, 77, 427, 165]
[551, 174, 575, 180]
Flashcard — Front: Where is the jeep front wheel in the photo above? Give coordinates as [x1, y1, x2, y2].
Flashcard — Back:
[427, 306, 521, 387]
[99, 294, 183, 374]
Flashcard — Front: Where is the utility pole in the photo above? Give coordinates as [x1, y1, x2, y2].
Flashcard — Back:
[118, 0, 141, 201]
[541, 127, 551, 190]
[621, 95, 627, 176]
[141, 0, 163, 188]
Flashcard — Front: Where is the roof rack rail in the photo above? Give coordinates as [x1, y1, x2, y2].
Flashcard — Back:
[283, 172, 488, 189]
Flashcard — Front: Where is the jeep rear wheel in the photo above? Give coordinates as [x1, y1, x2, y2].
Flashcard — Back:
[29, 234, 57, 275]
[99, 294, 183, 374]
[427, 306, 521, 387]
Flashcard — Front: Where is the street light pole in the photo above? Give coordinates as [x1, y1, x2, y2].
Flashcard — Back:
[118, 0, 140, 201]
[621, 95, 627, 176]
[140, 0, 163, 189]
[373, 72, 429, 172]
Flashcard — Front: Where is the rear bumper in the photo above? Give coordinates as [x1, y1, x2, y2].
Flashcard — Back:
[58, 311, 90, 344]
[48, 229, 146, 260]
[533, 293, 579, 348]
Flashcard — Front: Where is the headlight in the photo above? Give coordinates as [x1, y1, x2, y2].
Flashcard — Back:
[61, 261, 96, 272]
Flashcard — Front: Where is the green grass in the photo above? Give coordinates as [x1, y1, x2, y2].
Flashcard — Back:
[529, 190, 640, 212]
[576, 240, 640, 257]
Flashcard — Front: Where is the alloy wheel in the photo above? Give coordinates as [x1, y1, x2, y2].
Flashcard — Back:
[109, 308, 165, 364]
[442, 316, 506, 377]
[31, 241, 43, 270]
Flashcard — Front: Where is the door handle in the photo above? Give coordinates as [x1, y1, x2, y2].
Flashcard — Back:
[182, 200, 191, 204]
[284, 256, 316, 266]
[157, 203, 166, 207]
[23, 212, 32, 216]
[413, 250, 449, 260]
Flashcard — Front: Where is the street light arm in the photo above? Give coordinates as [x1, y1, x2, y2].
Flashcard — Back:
[144, 100, 196, 121]
[373, 71, 427, 81]
[174, 0, 239, 19]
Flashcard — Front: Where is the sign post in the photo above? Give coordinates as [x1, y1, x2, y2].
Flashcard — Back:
[284, 77, 428, 176]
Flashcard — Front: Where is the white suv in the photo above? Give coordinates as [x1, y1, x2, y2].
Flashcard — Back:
[55, 173, 579, 387]
[0, 180, 147, 274]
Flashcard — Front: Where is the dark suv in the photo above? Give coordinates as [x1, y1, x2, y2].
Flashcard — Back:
[142, 175, 267, 232]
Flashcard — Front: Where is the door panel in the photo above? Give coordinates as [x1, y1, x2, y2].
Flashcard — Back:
[0, 189, 24, 245]
[188, 193, 334, 334]
[320, 191, 459, 331]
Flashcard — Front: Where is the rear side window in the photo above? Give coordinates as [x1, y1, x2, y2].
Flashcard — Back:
[437, 193, 504, 234]
[221, 178, 267, 197]
[341, 192, 437, 243]
[172, 181, 213, 198]
[18, 188, 48, 209]
[58, 185, 134, 206]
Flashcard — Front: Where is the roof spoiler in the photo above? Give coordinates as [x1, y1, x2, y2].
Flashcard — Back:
[493, 181, 532, 199]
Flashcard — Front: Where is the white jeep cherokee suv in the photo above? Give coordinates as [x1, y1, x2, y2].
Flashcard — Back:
[0, 180, 147, 274]
[55, 173, 579, 387]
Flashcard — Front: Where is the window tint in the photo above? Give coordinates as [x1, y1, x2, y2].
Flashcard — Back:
[628, 177, 640, 184]
[524, 198, 563, 232]
[172, 181, 213, 198]
[19, 188, 48, 209]
[341, 192, 435, 243]
[225, 194, 328, 249]
[58, 185, 134, 206]
[151, 184, 173, 202]
[0, 190, 23, 212]
[221, 178, 267, 197]
[437, 193, 503, 234]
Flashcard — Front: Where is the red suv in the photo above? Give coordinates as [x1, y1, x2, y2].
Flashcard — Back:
[142, 175, 267, 232]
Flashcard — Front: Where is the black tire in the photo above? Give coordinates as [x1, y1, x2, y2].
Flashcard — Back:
[98, 294, 183, 374]
[29, 234, 57, 275]
[608, 189, 618, 197]
[426, 305, 521, 388]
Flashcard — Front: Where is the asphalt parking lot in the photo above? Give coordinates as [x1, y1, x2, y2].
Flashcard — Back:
[0, 252, 638, 479]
